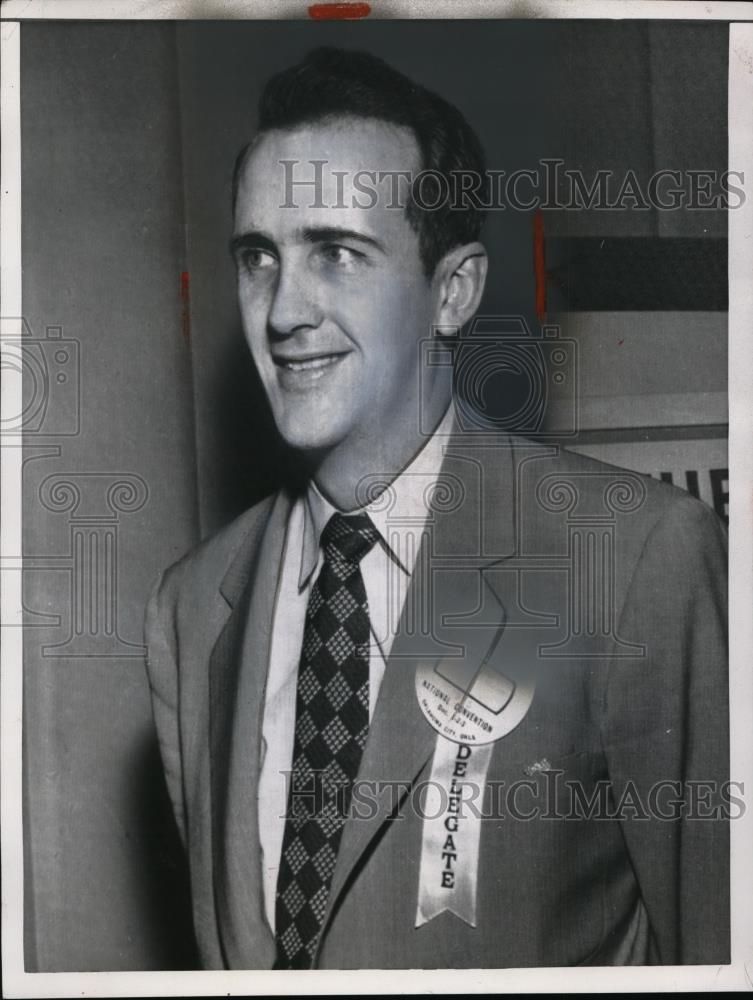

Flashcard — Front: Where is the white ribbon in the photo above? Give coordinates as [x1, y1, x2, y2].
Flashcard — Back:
[415, 736, 494, 928]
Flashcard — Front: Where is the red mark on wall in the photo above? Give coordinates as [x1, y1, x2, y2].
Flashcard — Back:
[308, 2, 371, 18]
[533, 209, 546, 324]
[180, 271, 191, 343]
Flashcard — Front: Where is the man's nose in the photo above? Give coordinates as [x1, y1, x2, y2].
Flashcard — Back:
[267, 263, 323, 337]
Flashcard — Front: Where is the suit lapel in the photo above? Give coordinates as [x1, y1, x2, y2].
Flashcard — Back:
[321, 430, 520, 945]
[209, 490, 290, 969]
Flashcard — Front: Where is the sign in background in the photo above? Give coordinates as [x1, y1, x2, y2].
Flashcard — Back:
[571, 438, 728, 524]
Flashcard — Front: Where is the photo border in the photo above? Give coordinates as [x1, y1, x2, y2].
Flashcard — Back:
[2, 2, 752, 995]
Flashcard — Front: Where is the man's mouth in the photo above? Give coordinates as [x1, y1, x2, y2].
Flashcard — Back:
[273, 351, 350, 379]
[275, 352, 346, 371]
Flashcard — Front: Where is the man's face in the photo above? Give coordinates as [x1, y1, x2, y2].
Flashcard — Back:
[232, 117, 441, 456]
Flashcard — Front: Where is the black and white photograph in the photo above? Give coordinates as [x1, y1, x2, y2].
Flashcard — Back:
[1, 1, 752, 994]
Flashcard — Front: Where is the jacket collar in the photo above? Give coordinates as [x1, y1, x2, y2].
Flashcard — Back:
[209, 491, 288, 967]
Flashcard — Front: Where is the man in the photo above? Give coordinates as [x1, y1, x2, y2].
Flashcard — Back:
[145, 48, 729, 969]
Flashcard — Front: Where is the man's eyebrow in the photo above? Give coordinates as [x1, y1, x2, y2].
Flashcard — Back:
[229, 231, 276, 256]
[302, 227, 386, 254]
[229, 227, 387, 257]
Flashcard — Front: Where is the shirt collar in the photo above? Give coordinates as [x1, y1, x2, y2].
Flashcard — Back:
[298, 404, 456, 590]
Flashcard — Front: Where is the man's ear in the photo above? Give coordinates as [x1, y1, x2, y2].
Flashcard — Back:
[433, 241, 488, 331]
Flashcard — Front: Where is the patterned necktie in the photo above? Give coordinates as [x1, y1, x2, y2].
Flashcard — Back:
[274, 511, 381, 969]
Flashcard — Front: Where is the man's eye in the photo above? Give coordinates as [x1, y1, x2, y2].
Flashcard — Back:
[242, 248, 277, 271]
[321, 244, 363, 266]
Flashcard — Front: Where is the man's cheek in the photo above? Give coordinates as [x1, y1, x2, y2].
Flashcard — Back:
[249, 343, 275, 385]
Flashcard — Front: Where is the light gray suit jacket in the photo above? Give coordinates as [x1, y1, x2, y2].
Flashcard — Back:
[145, 432, 729, 968]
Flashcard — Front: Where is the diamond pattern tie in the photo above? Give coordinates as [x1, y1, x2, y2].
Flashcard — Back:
[274, 511, 381, 969]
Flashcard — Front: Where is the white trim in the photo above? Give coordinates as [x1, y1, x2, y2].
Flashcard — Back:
[0, 0, 751, 20]
[0, 17, 26, 995]
[727, 19, 753, 983]
[2, 9, 752, 998]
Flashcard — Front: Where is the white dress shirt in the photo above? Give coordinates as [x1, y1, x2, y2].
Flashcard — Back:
[257, 406, 455, 933]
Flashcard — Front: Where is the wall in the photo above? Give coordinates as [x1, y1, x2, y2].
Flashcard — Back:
[21, 23, 200, 970]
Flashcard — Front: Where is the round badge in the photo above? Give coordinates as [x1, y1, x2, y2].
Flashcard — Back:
[415, 657, 535, 745]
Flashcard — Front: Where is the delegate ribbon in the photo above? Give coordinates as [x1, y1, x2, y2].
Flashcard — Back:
[415, 736, 494, 928]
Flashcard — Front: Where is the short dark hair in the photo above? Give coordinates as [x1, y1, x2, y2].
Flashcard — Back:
[233, 47, 487, 276]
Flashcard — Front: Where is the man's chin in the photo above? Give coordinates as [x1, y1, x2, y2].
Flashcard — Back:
[275, 416, 350, 457]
